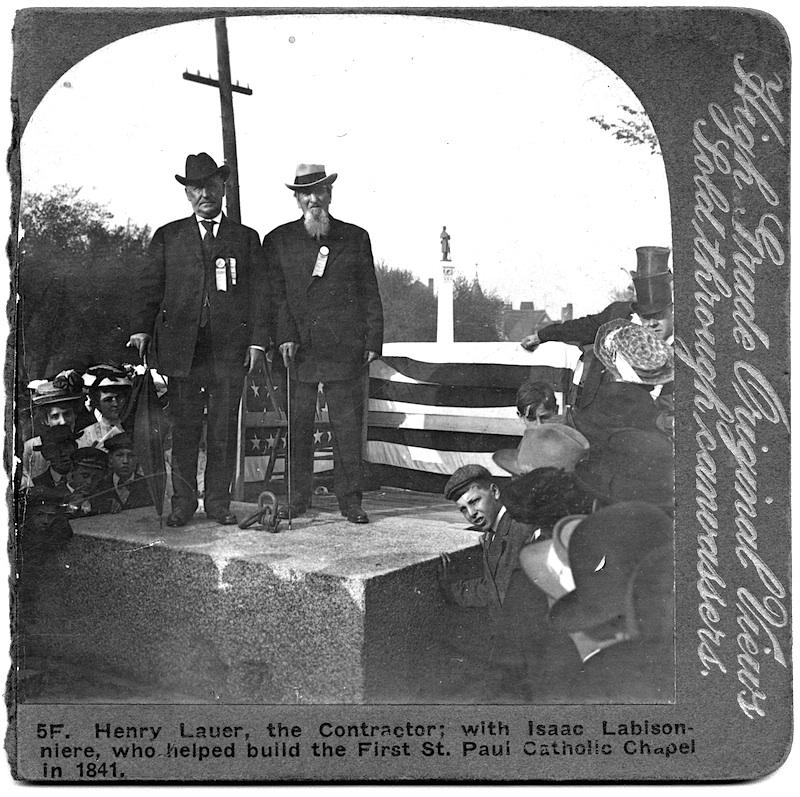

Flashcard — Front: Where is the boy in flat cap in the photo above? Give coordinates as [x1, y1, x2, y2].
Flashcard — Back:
[128, 153, 271, 527]
[439, 464, 581, 702]
[103, 432, 152, 511]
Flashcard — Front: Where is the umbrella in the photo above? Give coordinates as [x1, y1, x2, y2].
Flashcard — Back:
[123, 364, 168, 516]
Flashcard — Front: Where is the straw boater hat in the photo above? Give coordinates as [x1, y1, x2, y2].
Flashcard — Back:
[492, 423, 590, 476]
[285, 163, 338, 191]
[548, 500, 672, 633]
[175, 153, 230, 186]
[594, 318, 674, 385]
[28, 379, 83, 407]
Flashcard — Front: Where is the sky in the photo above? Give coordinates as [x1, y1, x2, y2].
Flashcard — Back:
[19, 12, 671, 318]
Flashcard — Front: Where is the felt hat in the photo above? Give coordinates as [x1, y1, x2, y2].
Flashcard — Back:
[28, 379, 83, 407]
[633, 272, 673, 315]
[33, 425, 79, 451]
[493, 423, 589, 476]
[548, 501, 673, 633]
[71, 447, 109, 471]
[574, 427, 674, 510]
[285, 163, 337, 191]
[175, 152, 230, 186]
[83, 364, 132, 389]
[632, 246, 671, 278]
[519, 513, 585, 600]
[443, 464, 492, 501]
[594, 318, 674, 385]
[571, 381, 659, 445]
[104, 432, 135, 453]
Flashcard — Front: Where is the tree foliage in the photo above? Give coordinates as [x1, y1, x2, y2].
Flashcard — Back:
[19, 186, 152, 378]
[453, 275, 504, 342]
[375, 262, 437, 342]
[590, 104, 661, 155]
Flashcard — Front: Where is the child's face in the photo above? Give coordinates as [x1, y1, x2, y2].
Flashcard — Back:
[42, 441, 77, 475]
[109, 448, 136, 481]
[68, 464, 102, 493]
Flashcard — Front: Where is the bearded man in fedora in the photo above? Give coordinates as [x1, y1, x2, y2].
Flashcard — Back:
[128, 153, 270, 527]
[263, 164, 383, 524]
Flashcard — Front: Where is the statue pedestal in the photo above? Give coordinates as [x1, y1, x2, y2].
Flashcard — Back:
[436, 260, 455, 344]
[21, 492, 482, 703]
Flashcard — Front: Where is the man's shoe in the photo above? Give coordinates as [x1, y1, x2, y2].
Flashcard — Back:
[346, 502, 369, 524]
[166, 509, 191, 527]
[208, 511, 237, 526]
[277, 502, 307, 520]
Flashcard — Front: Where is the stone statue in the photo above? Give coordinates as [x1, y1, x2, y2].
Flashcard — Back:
[440, 226, 451, 261]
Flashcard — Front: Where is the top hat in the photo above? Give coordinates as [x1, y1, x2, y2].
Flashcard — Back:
[34, 425, 79, 451]
[493, 424, 589, 476]
[285, 163, 338, 191]
[548, 501, 673, 633]
[175, 153, 230, 186]
[28, 379, 83, 407]
[573, 427, 674, 510]
[443, 464, 492, 501]
[594, 318, 674, 385]
[83, 364, 132, 389]
[633, 272, 673, 315]
[632, 246, 671, 278]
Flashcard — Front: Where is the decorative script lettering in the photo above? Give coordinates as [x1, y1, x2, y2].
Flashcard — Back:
[677, 53, 789, 719]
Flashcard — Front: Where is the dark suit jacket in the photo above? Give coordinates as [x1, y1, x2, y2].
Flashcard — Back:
[132, 215, 269, 378]
[444, 512, 538, 611]
[263, 217, 383, 382]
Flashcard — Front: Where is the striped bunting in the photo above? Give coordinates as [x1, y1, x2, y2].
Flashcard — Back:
[366, 341, 581, 491]
[237, 342, 581, 494]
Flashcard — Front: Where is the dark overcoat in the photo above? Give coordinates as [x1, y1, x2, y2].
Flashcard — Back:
[263, 217, 383, 383]
[132, 215, 269, 378]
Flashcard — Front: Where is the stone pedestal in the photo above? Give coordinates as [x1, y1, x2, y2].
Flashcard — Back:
[436, 260, 455, 344]
[21, 493, 482, 704]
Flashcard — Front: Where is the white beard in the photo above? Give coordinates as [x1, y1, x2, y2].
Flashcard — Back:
[303, 207, 331, 239]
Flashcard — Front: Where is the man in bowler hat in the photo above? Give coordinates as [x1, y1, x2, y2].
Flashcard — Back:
[128, 153, 270, 526]
[263, 165, 383, 524]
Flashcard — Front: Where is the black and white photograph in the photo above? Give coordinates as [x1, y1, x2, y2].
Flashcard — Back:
[5, 4, 794, 784]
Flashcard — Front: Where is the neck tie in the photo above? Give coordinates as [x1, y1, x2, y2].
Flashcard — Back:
[200, 220, 215, 326]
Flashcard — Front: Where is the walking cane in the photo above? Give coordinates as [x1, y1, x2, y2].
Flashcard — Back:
[285, 361, 293, 531]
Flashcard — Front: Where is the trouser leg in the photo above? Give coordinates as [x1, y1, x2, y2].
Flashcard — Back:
[323, 377, 365, 506]
[168, 376, 204, 514]
[203, 376, 241, 514]
[288, 379, 318, 506]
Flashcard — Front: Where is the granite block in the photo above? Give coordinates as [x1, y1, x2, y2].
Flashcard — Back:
[19, 494, 481, 703]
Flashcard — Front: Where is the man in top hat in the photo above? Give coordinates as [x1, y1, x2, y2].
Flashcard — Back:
[519, 246, 674, 421]
[21, 378, 84, 488]
[263, 164, 383, 524]
[128, 153, 270, 527]
[439, 464, 582, 701]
